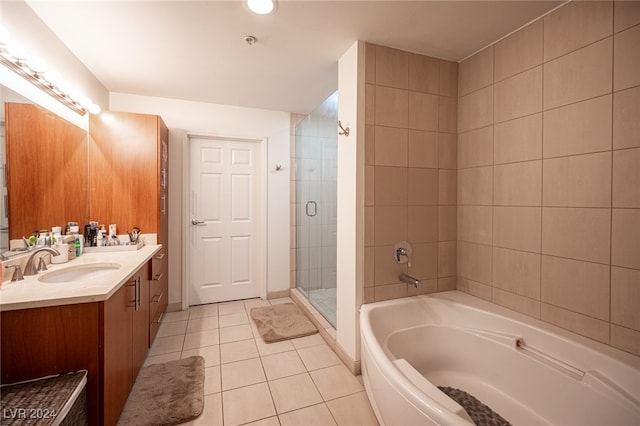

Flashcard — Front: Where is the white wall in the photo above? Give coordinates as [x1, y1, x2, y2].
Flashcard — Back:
[110, 93, 291, 307]
[336, 41, 365, 361]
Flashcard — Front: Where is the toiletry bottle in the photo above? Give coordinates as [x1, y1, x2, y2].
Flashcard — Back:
[70, 225, 82, 257]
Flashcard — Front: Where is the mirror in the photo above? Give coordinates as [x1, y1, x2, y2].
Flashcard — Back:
[1, 85, 89, 248]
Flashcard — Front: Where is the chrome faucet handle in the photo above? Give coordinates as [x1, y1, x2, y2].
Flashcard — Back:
[5, 265, 24, 281]
[23, 247, 60, 276]
[37, 257, 49, 272]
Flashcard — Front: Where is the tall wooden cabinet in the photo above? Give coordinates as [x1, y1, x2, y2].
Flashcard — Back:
[89, 111, 169, 347]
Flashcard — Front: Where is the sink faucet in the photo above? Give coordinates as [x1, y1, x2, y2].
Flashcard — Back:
[23, 247, 60, 276]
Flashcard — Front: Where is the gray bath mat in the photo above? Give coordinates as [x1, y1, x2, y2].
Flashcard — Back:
[438, 386, 512, 426]
[117, 356, 205, 425]
[250, 303, 318, 343]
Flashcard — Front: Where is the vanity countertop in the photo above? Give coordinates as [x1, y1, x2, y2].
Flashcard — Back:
[0, 244, 162, 312]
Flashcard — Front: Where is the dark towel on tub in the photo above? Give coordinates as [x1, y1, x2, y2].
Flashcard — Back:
[438, 386, 512, 426]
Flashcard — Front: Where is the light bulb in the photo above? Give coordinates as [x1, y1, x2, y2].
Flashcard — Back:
[43, 70, 62, 87]
[27, 56, 47, 74]
[247, 0, 276, 15]
[88, 103, 101, 115]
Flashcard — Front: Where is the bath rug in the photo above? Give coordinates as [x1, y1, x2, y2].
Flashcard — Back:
[117, 356, 205, 426]
[250, 303, 318, 343]
[438, 386, 512, 426]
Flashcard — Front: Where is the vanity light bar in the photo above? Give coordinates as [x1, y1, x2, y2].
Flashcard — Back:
[0, 27, 100, 116]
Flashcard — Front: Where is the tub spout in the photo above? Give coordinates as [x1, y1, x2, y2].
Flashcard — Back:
[399, 273, 421, 289]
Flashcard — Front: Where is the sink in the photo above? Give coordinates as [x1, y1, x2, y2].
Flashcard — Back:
[38, 263, 122, 283]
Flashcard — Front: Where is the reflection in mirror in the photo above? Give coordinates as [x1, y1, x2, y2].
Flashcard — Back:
[1, 85, 89, 248]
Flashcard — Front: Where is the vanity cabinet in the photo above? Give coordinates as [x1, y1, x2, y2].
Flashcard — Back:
[1, 260, 152, 426]
[89, 110, 169, 348]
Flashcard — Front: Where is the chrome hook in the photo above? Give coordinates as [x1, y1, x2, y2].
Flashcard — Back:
[338, 120, 350, 136]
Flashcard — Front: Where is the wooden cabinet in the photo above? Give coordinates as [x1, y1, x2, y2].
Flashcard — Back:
[102, 264, 149, 426]
[1, 260, 152, 426]
[89, 110, 169, 349]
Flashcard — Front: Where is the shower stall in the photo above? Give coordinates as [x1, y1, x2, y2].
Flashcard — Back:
[294, 91, 338, 327]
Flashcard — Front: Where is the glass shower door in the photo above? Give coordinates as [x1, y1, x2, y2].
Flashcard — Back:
[295, 91, 338, 327]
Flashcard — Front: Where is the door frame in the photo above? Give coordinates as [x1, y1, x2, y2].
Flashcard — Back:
[182, 132, 268, 309]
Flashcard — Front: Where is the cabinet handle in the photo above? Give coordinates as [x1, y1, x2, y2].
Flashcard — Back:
[153, 292, 163, 303]
[155, 312, 163, 324]
[153, 272, 163, 281]
[161, 194, 166, 215]
[128, 280, 137, 307]
[154, 252, 166, 260]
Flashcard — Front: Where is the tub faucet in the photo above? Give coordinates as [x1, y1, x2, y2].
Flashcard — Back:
[399, 273, 421, 289]
[23, 247, 60, 276]
[395, 247, 408, 262]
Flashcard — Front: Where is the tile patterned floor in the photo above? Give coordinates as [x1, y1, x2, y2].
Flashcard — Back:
[139, 297, 379, 426]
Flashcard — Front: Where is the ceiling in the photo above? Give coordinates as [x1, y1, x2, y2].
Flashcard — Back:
[27, 0, 562, 114]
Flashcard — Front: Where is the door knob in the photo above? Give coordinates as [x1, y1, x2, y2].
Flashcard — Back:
[191, 219, 205, 225]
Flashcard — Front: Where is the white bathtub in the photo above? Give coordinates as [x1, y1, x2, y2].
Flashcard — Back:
[360, 291, 640, 426]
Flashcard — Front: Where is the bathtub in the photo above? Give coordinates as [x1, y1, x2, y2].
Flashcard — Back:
[360, 291, 640, 426]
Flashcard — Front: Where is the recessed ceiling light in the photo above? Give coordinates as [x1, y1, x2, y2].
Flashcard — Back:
[246, 0, 277, 15]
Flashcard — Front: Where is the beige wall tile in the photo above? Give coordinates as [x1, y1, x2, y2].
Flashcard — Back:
[365, 84, 375, 125]
[408, 53, 439, 94]
[363, 286, 374, 304]
[613, 148, 640, 208]
[458, 205, 492, 245]
[613, 86, 640, 149]
[375, 86, 408, 128]
[492, 288, 540, 319]
[541, 303, 609, 343]
[364, 125, 375, 165]
[375, 166, 407, 206]
[364, 43, 376, 84]
[438, 96, 457, 133]
[458, 126, 493, 168]
[364, 166, 374, 206]
[438, 205, 457, 241]
[543, 95, 612, 158]
[492, 247, 541, 299]
[495, 19, 543, 82]
[457, 277, 492, 301]
[493, 206, 542, 252]
[374, 283, 407, 301]
[438, 241, 457, 278]
[458, 86, 494, 133]
[408, 242, 438, 280]
[543, 38, 613, 110]
[458, 47, 494, 96]
[408, 206, 438, 243]
[543, 152, 612, 208]
[438, 170, 457, 205]
[494, 114, 542, 164]
[375, 44, 408, 89]
[408, 130, 438, 168]
[458, 166, 493, 206]
[374, 206, 407, 245]
[611, 266, 640, 330]
[494, 66, 543, 123]
[364, 207, 374, 246]
[541, 255, 610, 321]
[374, 126, 408, 167]
[542, 207, 611, 264]
[408, 92, 438, 131]
[438, 276, 457, 291]
[610, 324, 640, 356]
[438, 133, 457, 170]
[494, 161, 542, 206]
[544, 0, 613, 61]
[374, 245, 405, 286]
[439, 60, 458, 97]
[614, 0, 640, 32]
[614, 25, 640, 91]
[612, 208, 640, 269]
[408, 168, 438, 205]
[364, 246, 374, 286]
[457, 241, 492, 284]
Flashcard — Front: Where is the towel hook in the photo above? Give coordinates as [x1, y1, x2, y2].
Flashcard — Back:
[338, 120, 350, 136]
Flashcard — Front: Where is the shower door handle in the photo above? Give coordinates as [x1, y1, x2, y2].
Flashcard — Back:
[305, 201, 317, 217]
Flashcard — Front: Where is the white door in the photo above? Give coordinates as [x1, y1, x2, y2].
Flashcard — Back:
[189, 137, 263, 305]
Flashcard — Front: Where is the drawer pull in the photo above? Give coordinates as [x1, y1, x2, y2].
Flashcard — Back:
[153, 272, 163, 281]
[153, 292, 164, 303]
[155, 312, 163, 324]
[154, 252, 166, 260]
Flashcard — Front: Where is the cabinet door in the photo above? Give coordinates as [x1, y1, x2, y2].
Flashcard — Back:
[102, 279, 135, 426]
[132, 264, 150, 377]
